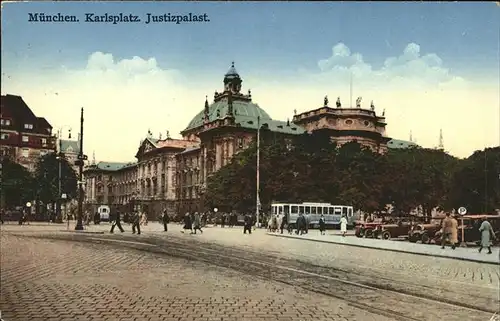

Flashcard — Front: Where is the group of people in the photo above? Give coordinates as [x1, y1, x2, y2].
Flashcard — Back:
[181, 212, 204, 234]
[267, 213, 349, 237]
[109, 210, 143, 235]
[441, 212, 496, 254]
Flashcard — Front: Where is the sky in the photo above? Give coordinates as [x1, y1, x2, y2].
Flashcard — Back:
[1, 1, 499, 161]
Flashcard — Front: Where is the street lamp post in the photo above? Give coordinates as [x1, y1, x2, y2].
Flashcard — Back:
[255, 116, 261, 229]
[75, 107, 87, 231]
[56, 127, 72, 223]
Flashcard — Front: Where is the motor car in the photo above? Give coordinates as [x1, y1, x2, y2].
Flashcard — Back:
[375, 222, 412, 240]
[408, 223, 441, 243]
[355, 221, 384, 238]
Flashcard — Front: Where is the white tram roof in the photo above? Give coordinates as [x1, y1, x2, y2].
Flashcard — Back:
[272, 202, 352, 207]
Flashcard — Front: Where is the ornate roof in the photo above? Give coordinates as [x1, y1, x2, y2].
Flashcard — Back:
[86, 161, 136, 172]
[387, 139, 418, 149]
[185, 98, 272, 131]
[225, 62, 239, 77]
[60, 139, 80, 154]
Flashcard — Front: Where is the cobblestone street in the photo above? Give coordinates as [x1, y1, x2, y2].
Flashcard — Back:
[0, 231, 394, 321]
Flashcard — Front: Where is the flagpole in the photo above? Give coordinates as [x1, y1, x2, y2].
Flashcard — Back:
[255, 116, 261, 229]
[350, 71, 353, 108]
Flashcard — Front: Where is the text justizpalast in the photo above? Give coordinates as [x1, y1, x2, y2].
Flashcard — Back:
[145, 13, 210, 24]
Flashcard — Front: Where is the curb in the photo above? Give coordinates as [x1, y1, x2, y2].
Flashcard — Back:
[59, 230, 105, 234]
[266, 233, 500, 265]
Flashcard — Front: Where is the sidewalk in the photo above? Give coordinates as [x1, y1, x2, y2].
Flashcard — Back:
[267, 232, 500, 264]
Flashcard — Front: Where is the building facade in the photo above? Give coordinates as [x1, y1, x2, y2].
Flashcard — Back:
[83, 64, 415, 217]
[0, 94, 56, 172]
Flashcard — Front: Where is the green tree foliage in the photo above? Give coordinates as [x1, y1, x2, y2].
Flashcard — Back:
[33, 153, 78, 204]
[1, 158, 35, 208]
[205, 132, 496, 217]
[447, 147, 500, 213]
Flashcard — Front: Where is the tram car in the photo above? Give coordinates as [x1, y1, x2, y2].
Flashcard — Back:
[271, 202, 356, 230]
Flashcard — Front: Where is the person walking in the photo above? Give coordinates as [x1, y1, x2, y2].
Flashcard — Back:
[182, 212, 193, 234]
[479, 217, 495, 254]
[161, 209, 170, 232]
[441, 213, 455, 249]
[319, 214, 326, 235]
[340, 215, 348, 237]
[131, 211, 141, 235]
[110, 210, 125, 233]
[193, 212, 203, 234]
[243, 213, 252, 234]
[450, 214, 459, 248]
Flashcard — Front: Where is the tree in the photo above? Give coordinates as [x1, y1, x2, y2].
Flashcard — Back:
[1, 158, 34, 208]
[447, 147, 500, 214]
[33, 153, 78, 206]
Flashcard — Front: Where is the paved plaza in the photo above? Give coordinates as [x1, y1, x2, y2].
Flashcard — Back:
[1, 222, 499, 321]
[0, 230, 390, 321]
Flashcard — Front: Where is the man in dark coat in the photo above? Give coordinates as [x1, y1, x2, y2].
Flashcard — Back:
[161, 209, 170, 232]
[131, 211, 141, 235]
[183, 213, 193, 234]
[243, 214, 252, 234]
[110, 210, 125, 233]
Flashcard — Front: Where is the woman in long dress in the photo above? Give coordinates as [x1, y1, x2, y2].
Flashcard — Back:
[479, 218, 495, 254]
[340, 215, 348, 237]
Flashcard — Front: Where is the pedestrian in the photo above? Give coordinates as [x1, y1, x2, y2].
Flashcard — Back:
[450, 214, 458, 248]
[478, 217, 495, 254]
[221, 213, 226, 228]
[243, 213, 252, 234]
[0, 208, 4, 225]
[441, 213, 455, 249]
[131, 211, 141, 235]
[319, 214, 326, 235]
[340, 215, 348, 237]
[110, 210, 125, 233]
[193, 212, 203, 234]
[161, 209, 170, 232]
[182, 212, 193, 234]
[94, 211, 100, 225]
[280, 214, 286, 234]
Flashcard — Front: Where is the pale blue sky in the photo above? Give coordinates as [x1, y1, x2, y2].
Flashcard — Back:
[2, 2, 499, 80]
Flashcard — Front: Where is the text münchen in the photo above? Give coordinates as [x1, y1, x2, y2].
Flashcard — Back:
[28, 13, 78, 23]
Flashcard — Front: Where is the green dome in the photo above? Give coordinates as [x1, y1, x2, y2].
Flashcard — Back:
[185, 98, 272, 131]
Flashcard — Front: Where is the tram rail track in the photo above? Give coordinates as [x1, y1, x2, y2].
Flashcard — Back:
[9, 232, 499, 321]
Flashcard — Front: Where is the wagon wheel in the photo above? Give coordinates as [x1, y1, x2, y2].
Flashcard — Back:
[381, 231, 391, 240]
[421, 233, 430, 244]
[364, 229, 373, 238]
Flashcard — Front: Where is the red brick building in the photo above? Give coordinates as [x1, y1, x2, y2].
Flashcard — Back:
[0, 94, 56, 171]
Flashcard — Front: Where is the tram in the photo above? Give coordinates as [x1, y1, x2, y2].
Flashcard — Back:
[271, 202, 356, 229]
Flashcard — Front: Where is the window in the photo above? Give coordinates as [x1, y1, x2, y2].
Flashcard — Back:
[311, 207, 317, 214]
[342, 207, 348, 216]
[284, 205, 290, 214]
[323, 207, 329, 214]
[317, 207, 322, 215]
[4, 119, 10, 126]
[348, 208, 353, 217]
[41, 138, 47, 145]
[1, 133, 8, 140]
[272, 206, 277, 215]
[299, 206, 304, 214]
[305, 206, 311, 214]
[0, 119, 4, 125]
[24, 124, 33, 129]
[291, 206, 298, 214]
[21, 149, 29, 157]
[334, 207, 341, 214]
[329, 207, 334, 215]
[278, 206, 283, 215]
[22, 136, 29, 142]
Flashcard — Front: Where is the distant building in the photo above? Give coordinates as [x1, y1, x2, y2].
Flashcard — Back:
[0, 94, 56, 171]
[59, 139, 81, 174]
[83, 63, 418, 216]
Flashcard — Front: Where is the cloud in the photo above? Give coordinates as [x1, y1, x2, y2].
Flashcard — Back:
[1, 47, 497, 162]
[316, 42, 466, 89]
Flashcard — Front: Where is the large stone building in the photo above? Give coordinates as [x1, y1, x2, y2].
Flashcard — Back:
[0, 94, 56, 171]
[83, 63, 416, 216]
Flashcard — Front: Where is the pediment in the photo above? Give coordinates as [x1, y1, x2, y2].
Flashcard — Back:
[135, 138, 157, 159]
